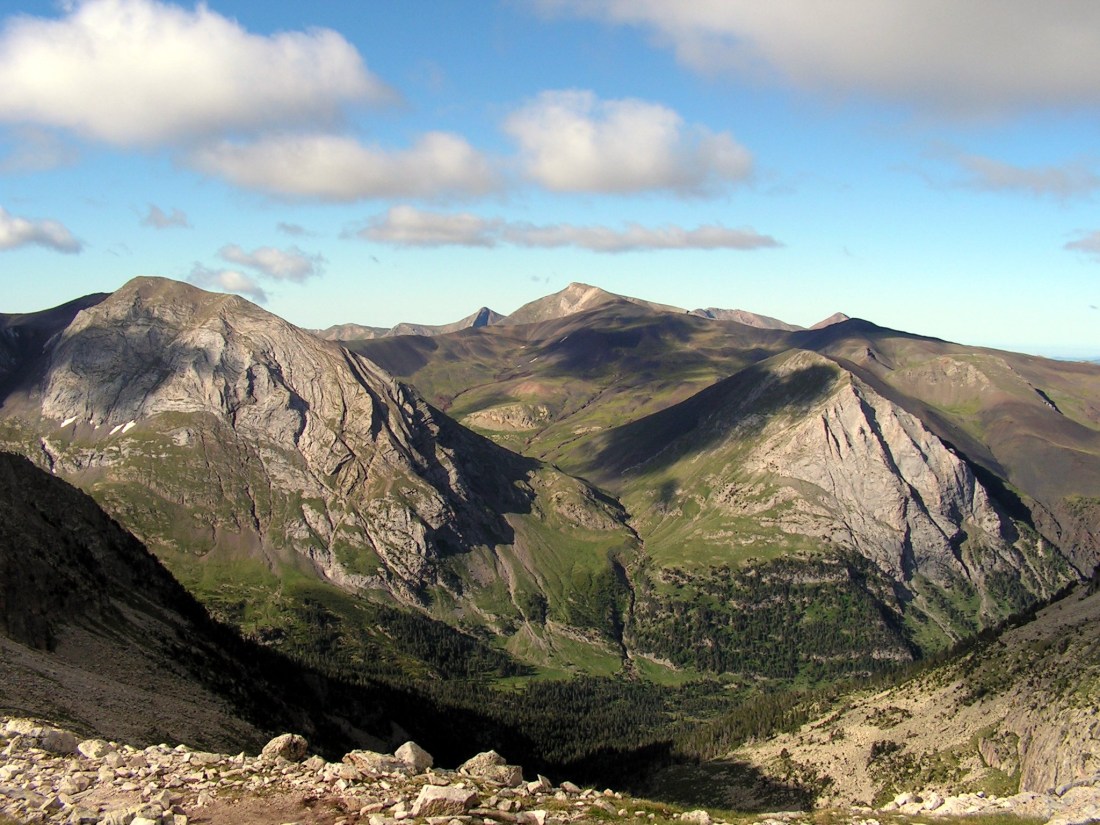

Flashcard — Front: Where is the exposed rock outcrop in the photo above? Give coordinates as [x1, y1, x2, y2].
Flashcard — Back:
[1, 278, 634, 624]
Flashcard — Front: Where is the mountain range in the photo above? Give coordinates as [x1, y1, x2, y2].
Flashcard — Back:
[314, 282, 847, 340]
[1, 277, 1097, 688]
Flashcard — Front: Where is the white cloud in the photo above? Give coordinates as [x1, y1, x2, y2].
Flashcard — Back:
[141, 204, 190, 229]
[0, 0, 390, 146]
[1065, 231, 1100, 259]
[191, 132, 500, 201]
[538, 1, 1100, 115]
[944, 152, 1100, 199]
[503, 221, 779, 252]
[187, 264, 268, 303]
[0, 206, 81, 253]
[359, 205, 779, 252]
[505, 90, 751, 194]
[357, 205, 499, 247]
[218, 244, 323, 281]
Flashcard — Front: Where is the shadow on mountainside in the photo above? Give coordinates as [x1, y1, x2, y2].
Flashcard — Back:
[582, 361, 839, 485]
[642, 756, 823, 812]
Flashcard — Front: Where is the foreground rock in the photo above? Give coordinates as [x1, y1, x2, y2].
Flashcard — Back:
[3, 715, 1096, 825]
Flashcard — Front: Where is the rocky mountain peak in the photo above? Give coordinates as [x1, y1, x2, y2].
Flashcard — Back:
[810, 312, 851, 329]
[20, 276, 535, 600]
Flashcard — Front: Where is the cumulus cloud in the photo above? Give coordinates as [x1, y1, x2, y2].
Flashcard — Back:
[358, 205, 779, 253]
[218, 244, 323, 281]
[942, 151, 1100, 199]
[141, 204, 190, 229]
[505, 90, 751, 194]
[1065, 231, 1100, 259]
[0, 205, 82, 253]
[355, 205, 499, 247]
[187, 264, 268, 303]
[537, 1, 1100, 115]
[0, 0, 391, 146]
[191, 132, 500, 201]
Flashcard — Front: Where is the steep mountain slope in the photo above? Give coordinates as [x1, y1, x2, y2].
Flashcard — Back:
[0, 277, 642, 676]
[0, 293, 107, 392]
[581, 349, 1074, 667]
[357, 304, 1100, 579]
[5, 278, 1097, 689]
[798, 321, 1100, 571]
[734, 580, 1100, 806]
[0, 450, 375, 753]
[356, 299, 1094, 673]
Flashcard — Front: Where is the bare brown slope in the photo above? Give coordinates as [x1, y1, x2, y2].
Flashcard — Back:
[499, 282, 684, 326]
[351, 301, 795, 464]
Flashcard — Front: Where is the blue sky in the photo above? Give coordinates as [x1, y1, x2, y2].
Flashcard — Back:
[1, 1, 1099, 356]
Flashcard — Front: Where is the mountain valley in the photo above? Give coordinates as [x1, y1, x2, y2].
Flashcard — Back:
[2, 276, 1100, 820]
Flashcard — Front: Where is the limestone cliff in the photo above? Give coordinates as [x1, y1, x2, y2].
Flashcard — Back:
[1, 278, 635, 636]
[601, 349, 1073, 661]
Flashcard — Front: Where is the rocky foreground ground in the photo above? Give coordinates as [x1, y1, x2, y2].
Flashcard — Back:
[2, 716, 1099, 825]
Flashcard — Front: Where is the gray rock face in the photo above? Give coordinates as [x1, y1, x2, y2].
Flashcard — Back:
[1, 277, 639, 669]
[394, 741, 433, 772]
[732, 351, 1070, 625]
[20, 277, 537, 601]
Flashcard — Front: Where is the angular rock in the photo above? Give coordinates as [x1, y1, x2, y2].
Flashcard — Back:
[681, 811, 712, 825]
[395, 741, 433, 772]
[344, 749, 406, 776]
[78, 738, 116, 759]
[459, 750, 523, 786]
[261, 733, 309, 762]
[410, 785, 479, 818]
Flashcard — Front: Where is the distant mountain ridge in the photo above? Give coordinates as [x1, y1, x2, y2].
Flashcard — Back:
[316, 281, 847, 340]
[316, 305, 504, 341]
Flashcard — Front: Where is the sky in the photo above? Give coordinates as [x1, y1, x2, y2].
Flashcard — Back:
[1, 1, 1099, 357]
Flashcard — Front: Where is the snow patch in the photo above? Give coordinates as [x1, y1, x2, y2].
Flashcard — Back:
[109, 420, 137, 436]
[60, 416, 77, 428]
